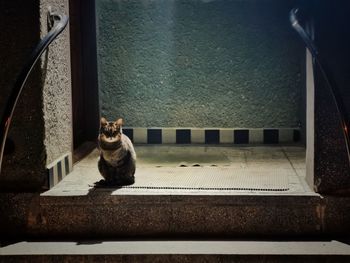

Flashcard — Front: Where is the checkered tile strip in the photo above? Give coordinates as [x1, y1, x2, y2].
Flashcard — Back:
[46, 152, 72, 189]
[123, 128, 300, 144]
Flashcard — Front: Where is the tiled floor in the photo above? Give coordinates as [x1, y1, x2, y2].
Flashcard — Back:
[43, 145, 314, 196]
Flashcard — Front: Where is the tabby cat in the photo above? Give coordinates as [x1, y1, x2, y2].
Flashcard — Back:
[96, 117, 136, 186]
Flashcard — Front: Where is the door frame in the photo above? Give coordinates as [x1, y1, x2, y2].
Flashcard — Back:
[69, 0, 99, 152]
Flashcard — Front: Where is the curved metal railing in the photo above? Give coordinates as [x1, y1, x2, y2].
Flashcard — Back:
[0, 12, 69, 175]
[290, 8, 350, 164]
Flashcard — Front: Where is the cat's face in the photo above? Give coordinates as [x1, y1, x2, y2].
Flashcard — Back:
[99, 117, 123, 144]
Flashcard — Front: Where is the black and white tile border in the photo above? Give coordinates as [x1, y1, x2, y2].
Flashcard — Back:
[46, 152, 72, 189]
[123, 128, 301, 145]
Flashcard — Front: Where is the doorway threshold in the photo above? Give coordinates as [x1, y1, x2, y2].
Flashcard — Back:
[42, 145, 315, 196]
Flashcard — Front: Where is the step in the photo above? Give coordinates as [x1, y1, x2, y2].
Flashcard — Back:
[2, 192, 350, 239]
[1, 240, 350, 262]
[48, 145, 310, 195]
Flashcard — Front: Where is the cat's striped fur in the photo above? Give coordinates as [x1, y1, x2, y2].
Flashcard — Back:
[97, 117, 136, 186]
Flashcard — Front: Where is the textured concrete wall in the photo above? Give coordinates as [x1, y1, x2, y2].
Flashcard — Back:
[96, 0, 304, 128]
[0, 0, 72, 190]
[39, 0, 72, 165]
[0, 0, 46, 190]
[309, 0, 350, 194]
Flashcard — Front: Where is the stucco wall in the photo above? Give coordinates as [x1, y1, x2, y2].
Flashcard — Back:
[0, 0, 72, 190]
[40, 0, 72, 165]
[0, 0, 46, 190]
[307, 0, 350, 193]
[96, 0, 304, 128]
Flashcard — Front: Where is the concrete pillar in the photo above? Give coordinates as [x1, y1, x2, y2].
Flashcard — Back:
[307, 50, 350, 194]
[0, 0, 72, 191]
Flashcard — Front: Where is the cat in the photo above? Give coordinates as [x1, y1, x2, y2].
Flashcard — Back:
[96, 117, 136, 186]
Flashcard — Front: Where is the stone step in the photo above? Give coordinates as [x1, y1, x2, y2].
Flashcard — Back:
[1, 240, 350, 262]
[1, 193, 350, 239]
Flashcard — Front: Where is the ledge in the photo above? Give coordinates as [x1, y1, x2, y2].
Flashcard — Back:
[2, 240, 350, 255]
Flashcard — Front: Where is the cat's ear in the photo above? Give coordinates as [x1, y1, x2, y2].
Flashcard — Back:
[100, 117, 108, 127]
[115, 118, 124, 126]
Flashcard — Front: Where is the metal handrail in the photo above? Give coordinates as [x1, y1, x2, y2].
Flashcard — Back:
[290, 8, 350, 164]
[0, 12, 69, 175]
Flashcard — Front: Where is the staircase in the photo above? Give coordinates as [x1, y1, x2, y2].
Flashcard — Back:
[1, 191, 350, 262]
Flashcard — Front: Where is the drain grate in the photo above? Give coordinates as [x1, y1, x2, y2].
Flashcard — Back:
[123, 167, 289, 191]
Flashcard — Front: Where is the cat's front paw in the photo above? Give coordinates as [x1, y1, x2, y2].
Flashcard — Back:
[93, 179, 110, 188]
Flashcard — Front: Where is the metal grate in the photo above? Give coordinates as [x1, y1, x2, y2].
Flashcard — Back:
[123, 167, 289, 191]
